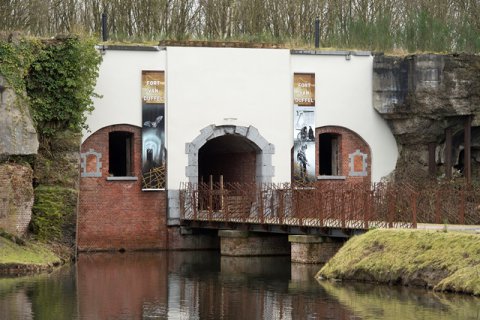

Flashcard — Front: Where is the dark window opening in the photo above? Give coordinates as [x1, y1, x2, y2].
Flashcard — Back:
[319, 133, 340, 175]
[109, 131, 133, 176]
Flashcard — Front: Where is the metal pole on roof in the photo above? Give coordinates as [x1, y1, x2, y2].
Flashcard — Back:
[314, 17, 320, 48]
[102, 12, 108, 42]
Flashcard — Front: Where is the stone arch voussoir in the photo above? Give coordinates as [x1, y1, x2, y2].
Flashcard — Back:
[185, 125, 274, 184]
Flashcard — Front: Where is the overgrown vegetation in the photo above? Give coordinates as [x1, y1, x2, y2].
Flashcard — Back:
[0, 37, 39, 118]
[31, 186, 77, 243]
[1, 0, 479, 52]
[318, 229, 480, 295]
[0, 34, 101, 249]
[0, 34, 101, 139]
[27, 36, 101, 137]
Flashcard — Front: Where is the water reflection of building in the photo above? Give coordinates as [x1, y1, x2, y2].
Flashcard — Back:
[76, 252, 353, 319]
[76, 253, 168, 319]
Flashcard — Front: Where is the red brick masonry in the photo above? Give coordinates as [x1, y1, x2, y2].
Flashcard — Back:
[316, 126, 371, 184]
[78, 124, 168, 251]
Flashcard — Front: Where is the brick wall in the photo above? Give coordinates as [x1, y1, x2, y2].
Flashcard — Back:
[199, 151, 256, 184]
[0, 163, 33, 236]
[315, 126, 371, 185]
[78, 124, 167, 251]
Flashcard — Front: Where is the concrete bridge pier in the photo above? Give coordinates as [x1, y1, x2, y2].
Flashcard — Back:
[288, 235, 345, 264]
[218, 230, 290, 256]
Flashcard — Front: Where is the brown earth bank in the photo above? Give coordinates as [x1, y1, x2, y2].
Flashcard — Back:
[0, 262, 62, 276]
[316, 229, 480, 296]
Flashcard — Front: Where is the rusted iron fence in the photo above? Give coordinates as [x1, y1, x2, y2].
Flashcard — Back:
[179, 181, 480, 229]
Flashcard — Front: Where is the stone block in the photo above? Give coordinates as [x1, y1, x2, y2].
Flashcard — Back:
[185, 165, 198, 177]
[0, 86, 39, 159]
[257, 165, 275, 177]
[187, 153, 198, 166]
[258, 153, 272, 166]
[246, 126, 260, 142]
[290, 237, 344, 264]
[234, 126, 248, 136]
[263, 143, 275, 154]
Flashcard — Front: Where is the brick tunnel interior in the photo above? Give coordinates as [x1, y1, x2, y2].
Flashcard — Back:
[198, 135, 259, 184]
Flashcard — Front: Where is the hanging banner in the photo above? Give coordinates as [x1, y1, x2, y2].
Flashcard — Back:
[141, 71, 166, 190]
[293, 73, 316, 183]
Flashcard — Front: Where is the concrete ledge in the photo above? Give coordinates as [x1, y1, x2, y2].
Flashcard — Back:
[289, 235, 330, 243]
[219, 232, 290, 256]
[218, 230, 250, 238]
[106, 176, 138, 181]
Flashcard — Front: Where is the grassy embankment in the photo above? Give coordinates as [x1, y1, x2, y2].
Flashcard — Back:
[0, 232, 62, 275]
[317, 229, 480, 295]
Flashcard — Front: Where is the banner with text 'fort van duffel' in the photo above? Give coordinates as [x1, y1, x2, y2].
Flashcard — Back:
[141, 70, 166, 190]
[293, 73, 316, 183]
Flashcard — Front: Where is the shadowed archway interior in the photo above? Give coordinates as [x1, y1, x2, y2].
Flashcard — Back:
[199, 135, 260, 184]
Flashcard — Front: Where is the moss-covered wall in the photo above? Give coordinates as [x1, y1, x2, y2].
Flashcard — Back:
[0, 32, 101, 247]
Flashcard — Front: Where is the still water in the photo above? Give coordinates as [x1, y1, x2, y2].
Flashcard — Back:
[1, 251, 479, 320]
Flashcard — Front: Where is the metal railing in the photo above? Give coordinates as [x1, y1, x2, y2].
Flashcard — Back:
[179, 180, 480, 230]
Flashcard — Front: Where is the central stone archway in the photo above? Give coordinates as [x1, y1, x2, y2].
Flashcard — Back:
[185, 125, 275, 184]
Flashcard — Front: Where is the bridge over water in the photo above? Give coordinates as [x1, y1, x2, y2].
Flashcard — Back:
[179, 181, 480, 262]
[180, 181, 480, 234]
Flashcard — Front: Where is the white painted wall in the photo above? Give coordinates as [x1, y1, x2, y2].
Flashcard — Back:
[291, 53, 398, 182]
[84, 46, 397, 187]
[166, 47, 292, 187]
[83, 48, 166, 141]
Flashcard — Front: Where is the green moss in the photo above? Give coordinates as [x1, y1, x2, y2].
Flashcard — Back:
[31, 186, 77, 242]
[318, 229, 480, 295]
[436, 265, 480, 295]
[0, 236, 60, 266]
[319, 280, 480, 319]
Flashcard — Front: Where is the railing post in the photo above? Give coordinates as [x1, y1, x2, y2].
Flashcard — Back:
[220, 175, 224, 212]
[193, 189, 198, 220]
[412, 192, 417, 228]
[388, 191, 395, 228]
[459, 188, 465, 225]
[364, 190, 370, 229]
[179, 188, 185, 220]
[279, 189, 285, 225]
[208, 175, 213, 220]
[435, 189, 441, 224]
[318, 190, 323, 228]
[259, 189, 264, 220]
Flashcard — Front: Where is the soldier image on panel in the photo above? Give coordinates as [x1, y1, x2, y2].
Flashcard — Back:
[297, 144, 308, 178]
[308, 126, 314, 141]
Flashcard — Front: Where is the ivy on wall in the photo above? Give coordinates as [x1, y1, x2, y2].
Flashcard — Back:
[1, 34, 102, 243]
[0, 38, 38, 105]
[0, 34, 101, 137]
[27, 36, 102, 137]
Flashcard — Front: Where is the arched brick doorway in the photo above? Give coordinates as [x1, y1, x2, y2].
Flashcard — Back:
[186, 125, 275, 184]
[199, 135, 259, 184]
